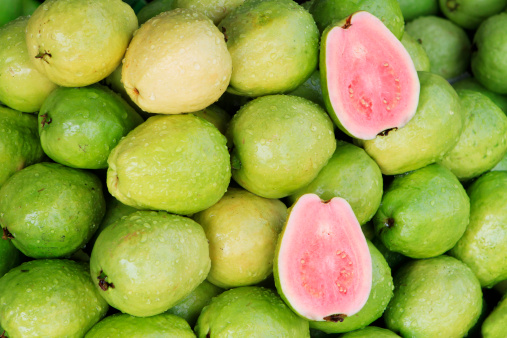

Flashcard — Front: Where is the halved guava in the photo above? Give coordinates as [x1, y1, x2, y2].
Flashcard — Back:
[274, 194, 372, 322]
[320, 11, 420, 140]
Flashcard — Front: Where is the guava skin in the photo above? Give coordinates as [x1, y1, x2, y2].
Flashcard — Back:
[492, 153, 507, 171]
[90, 211, 211, 317]
[439, 0, 507, 30]
[0, 162, 106, 259]
[288, 70, 326, 108]
[0, 17, 58, 113]
[384, 256, 483, 338]
[396, 0, 440, 22]
[452, 77, 507, 113]
[195, 286, 310, 337]
[340, 326, 401, 337]
[0, 259, 109, 338]
[482, 294, 507, 338]
[174, 0, 246, 24]
[192, 104, 231, 136]
[450, 171, 507, 287]
[137, 0, 177, 25]
[0, 238, 25, 278]
[400, 32, 431, 72]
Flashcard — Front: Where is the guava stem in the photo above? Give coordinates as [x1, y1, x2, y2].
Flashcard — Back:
[385, 218, 395, 228]
[0, 330, 7, 338]
[2, 227, 14, 240]
[97, 269, 115, 291]
[324, 314, 347, 322]
[342, 16, 352, 29]
[40, 114, 52, 128]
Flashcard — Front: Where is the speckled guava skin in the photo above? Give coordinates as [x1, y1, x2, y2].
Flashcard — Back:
[195, 286, 310, 337]
[0, 259, 109, 338]
[482, 294, 507, 338]
[0, 162, 106, 259]
[90, 211, 211, 317]
[384, 256, 482, 337]
[340, 326, 401, 337]
[439, 0, 507, 30]
[85, 313, 195, 337]
[400, 32, 431, 72]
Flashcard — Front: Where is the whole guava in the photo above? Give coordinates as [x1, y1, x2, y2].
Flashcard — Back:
[401, 32, 431, 72]
[0, 238, 25, 277]
[174, 0, 246, 24]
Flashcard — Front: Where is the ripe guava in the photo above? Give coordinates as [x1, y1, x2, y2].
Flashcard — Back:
[90, 211, 211, 317]
[482, 294, 507, 338]
[0, 259, 108, 337]
[193, 188, 287, 288]
[0, 237, 24, 277]
[452, 77, 507, 113]
[0, 162, 106, 258]
[439, 0, 507, 29]
[25, 0, 138, 87]
[340, 326, 401, 337]
[400, 32, 431, 72]
[397, 0, 440, 22]
[122, 9, 231, 114]
[195, 286, 310, 337]
[174, 0, 246, 24]
[320, 11, 419, 140]
[218, 0, 319, 97]
[274, 194, 372, 322]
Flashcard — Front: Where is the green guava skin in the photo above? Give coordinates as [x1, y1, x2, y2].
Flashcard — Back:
[371, 237, 410, 271]
[90, 211, 211, 317]
[0, 17, 58, 113]
[450, 171, 507, 287]
[0, 259, 109, 338]
[165, 280, 223, 327]
[439, 90, 507, 181]
[193, 188, 287, 288]
[0, 106, 45, 187]
[405, 16, 471, 80]
[357, 71, 463, 175]
[471, 12, 507, 94]
[400, 32, 431, 72]
[492, 153, 507, 171]
[107, 114, 231, 215]
[192, 105, 231, 136]
[287, 70, 325, 108]
[309, 0, 405, 39]
[439, 0, 507, 29]
[396, 0, 440, 22]
[482, 294, 507, 338]
[385, 256, 482, 338]
[218, 0, 319, 97]
[0, 162, 106, 259]
[374, 164, 469, 259]
[38, 84, 144, 169]
[21, 0, 41, 16]
[309, 241, 394, 334]
[228, 95, 336, 199]
[84, 313, 195, 337]
[0, 238, 25, 277]
[288, 141, 383, 226]
[195, 286, 310, 337]
[137, 0, 176, 25]
[174, 0, 246, 24]
[340, 326, 401, 337]
[25, 0, 138, 87]
[453, 77, 507, 113]
[0, 0, 22, 26]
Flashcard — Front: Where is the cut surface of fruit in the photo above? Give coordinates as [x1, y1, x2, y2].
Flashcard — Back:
[275, 194, 372, 321]
[321, 11, 419, 140]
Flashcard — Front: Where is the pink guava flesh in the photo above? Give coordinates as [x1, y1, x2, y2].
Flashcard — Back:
[276, 194, 372, 321]
[324, 11, 419, 140]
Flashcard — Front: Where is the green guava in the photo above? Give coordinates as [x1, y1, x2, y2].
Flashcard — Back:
[193, 187, 287, 288]
[0, 237, 25, 277]
[384, 256, 483, 337]
[0, 106, 45, 187]
[374, 164, 469, 258]
[309, 0, 404, 39]
[492, 153, 507, 171]
[85, 313, 195, 337]
[357, 71, 463, 175]
[0, 16, 58, 113]
[192, 105, 231, 136]
[450, 171, 507, 287]
[438, 90, 507, 181]
[21, 0, 40, 16]
[288, 70, 326, 108]
[452, 76, 507, 113]
[195, 286, 310, 337]
[439, 0, 507, 29]
[107, 114, 230, 215]
[228, 95, 336, 199]
[218, 0, 319, 97]
[482, 294, 507, 338]
[0, 0, 22, 27]
[400, 32, 431, 72]
[0, 259, 109, 337]
[340, 326, 401, 337]
[396, 0, 440, 22]
[309, 240, 393, 333]
[288, 141, 383, 226]
[370, 237, 410, 271]
[137, 0, 176, 25]
[90, 211, 211, 317]
[405, 16, 471, 80]
[173, 0, 245, 24]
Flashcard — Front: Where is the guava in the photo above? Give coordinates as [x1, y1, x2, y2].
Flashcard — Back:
[439, 0, 507, 29]
[340, 326, 401, 337]
[137, 0, 176, 25]
[370, 237, 410, 271]
[471, 12, 507, 94]
[438, 90, 507, 181]
[400, 32, 431, 72]
[195, 286, 310, 337]
[0, 0, 22, 26]
[452, 76, 507, 113]
[0, 16, 58, 113]
[274, 194, 372, 322]
[218, 0, 319, 97]
[384, 256, 483, 337]
[228, 95, 336, 199]
[122, 9, 231, 114]
[374, 164, 469, 259]
[396, 0, 440, 22]
[482, 294, 507, 338]
[84, 313, 195, 337]
[288, 141, 383, 226]
[450, 171, 507, 287]
[90, 210, 211, 317]
[192, 105, 231, 136]
[0, 106, 45, 187]
[309, 240, 393, 333]
[309, 0, 404, 39]
[173, 0, 245, 24]
[492, 153, 507, 171]
[0, 237, 25, 277]
[357, 71, 463, 175]
[25, 0, 138, 87]
[405, 16, 471, 80]
[0, 259, 109, 337]
[107, 114, 230, 215]
[320, 11, 419, 140]
[288, 70, 326, 108]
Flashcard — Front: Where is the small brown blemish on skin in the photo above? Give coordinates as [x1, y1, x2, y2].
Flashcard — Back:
[38, 188, 45, 193]
[324, 314, 347, 322]
[133, 88, 139, 96]
[221, 26, 228, 42]
[40, 114, 52, 128]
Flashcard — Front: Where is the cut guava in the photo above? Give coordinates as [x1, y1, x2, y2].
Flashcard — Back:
[274, 194, 372, 322]
[321, 11, 419, 140]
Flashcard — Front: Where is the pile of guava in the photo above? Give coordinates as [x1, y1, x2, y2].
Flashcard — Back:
[1, 0, 507, 336]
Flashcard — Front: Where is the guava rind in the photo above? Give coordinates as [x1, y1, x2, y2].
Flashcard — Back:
[400, 32, 431, 72]
[439, 0, 507, 30]
[482, 294, 507, 338]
